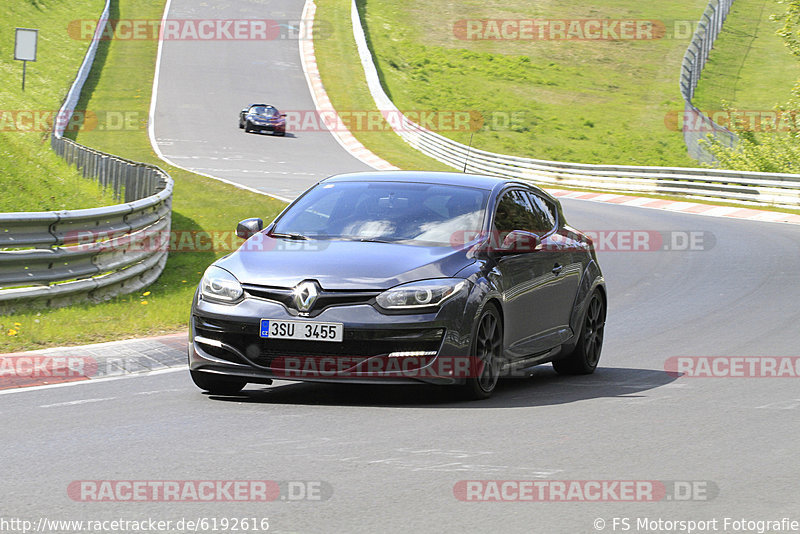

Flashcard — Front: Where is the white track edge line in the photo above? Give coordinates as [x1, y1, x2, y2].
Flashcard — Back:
[0, 367, 188, 396]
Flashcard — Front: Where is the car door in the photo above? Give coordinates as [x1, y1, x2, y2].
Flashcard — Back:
[524, 191, 581, 343]
[490, 189, 556, 358]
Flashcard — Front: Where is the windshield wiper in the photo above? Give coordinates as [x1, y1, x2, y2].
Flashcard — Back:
[331, 236, 395, 244]
[356, 238, 394, 243]
[269, 231, 309, 240]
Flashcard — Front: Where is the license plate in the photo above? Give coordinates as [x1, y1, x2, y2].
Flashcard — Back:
[259, 319, 343, 342]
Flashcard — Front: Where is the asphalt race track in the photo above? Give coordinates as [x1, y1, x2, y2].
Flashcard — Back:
[150, 0, 372, 200]
[3, 0, 800, 532]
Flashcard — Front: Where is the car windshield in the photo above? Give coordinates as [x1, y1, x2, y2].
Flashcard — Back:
[249, 106, 278, 117]
[273, 181, 489, 246]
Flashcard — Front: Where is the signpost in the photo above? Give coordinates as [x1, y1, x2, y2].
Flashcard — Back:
[14, 28, 38, 91]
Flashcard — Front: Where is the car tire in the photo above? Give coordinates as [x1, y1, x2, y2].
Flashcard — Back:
[276, 131, 286, 137]
[244, 121, 252, 133]
[190, 370, 247, 395]
[462, 303, 503, 400]
[239, 120, 244, 129]
[553, 290, 605, 375]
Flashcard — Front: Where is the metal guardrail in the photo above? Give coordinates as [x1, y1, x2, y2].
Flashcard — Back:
[0, 0, 173, 311]
[348, 0, 800, 208]
[680, 0, 738, 162]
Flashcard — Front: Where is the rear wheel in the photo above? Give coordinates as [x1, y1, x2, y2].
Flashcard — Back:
[463, 304, 503, 400]
[190, 370, 246, 395]
[553, 290, 605, 375]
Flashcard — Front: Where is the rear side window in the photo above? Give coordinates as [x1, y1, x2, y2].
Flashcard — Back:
[526, 193, 556, 234]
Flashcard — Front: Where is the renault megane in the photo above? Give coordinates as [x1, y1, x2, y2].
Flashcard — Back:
[189, 171, 606, 399]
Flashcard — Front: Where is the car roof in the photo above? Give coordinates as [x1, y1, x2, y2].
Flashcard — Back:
[321, 171, 538, 192]
[247, 104, 276, 108]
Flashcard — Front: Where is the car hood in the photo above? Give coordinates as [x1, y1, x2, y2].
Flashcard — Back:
[214, 236, 474, 290]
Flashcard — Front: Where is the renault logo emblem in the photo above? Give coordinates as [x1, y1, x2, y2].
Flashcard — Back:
[293, 281, 319, 312]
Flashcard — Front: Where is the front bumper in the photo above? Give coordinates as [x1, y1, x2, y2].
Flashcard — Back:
[189, 289, 476, 386]
[249, 122, 285, 132]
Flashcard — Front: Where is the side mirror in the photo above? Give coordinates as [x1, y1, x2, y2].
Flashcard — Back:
[236, 218, 264, 239]
[280, 113, 287, 117]
[496, 230, 540, 255]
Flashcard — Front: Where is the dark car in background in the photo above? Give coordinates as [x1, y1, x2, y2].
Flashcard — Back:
[239, 104, 286, 135]
[189, 171, 606, 399]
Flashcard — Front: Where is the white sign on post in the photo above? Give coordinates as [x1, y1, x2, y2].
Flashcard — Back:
[15, 28, 38, 91]
[14, 28, 38, 61]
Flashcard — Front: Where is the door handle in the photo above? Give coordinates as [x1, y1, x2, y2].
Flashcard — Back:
[552, 264, 563, 275]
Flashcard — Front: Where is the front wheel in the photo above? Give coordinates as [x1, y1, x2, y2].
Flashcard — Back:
[553, 290, 605, 375]
[462, 304, 503, 400]
[244, 121, 252, 133]
[190, 370, 246, 395]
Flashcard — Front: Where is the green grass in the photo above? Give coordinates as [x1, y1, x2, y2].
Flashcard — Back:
[314, 0, 452, 171]
[692, 0, 800, 112]
[0, 0, 117, 211]
[335, 0, 708, 167]
[1, 0, 285, 352]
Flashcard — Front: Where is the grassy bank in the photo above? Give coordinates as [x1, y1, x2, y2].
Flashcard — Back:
[317, 0, 709, 167]
[692, 0, 800, 112]
[314, 0, 451, 171]
[1, 0, 285, 352]
[0, 0, 117, 211]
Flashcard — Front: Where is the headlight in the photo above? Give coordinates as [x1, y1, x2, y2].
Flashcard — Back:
[376, 279, 467, 310]
[200, 266, 243, 304]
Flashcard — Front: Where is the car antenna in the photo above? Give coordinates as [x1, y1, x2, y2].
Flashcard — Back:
[463, 132, 474, 173]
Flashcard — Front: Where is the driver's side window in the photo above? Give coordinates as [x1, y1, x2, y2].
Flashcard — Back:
[493, 189, 555, 240]
[493, 190, 535, 235]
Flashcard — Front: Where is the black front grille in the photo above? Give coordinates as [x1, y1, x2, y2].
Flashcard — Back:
[194, 316, 444, 370]
[242, 284, 379, 317]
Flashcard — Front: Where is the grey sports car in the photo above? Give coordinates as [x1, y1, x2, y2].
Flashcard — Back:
[189, 171, 606, 399]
